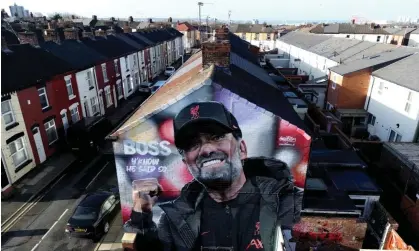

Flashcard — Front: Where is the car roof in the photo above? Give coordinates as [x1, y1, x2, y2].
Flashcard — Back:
[155, 80, 166, 85]
[78, 191, 111, 209]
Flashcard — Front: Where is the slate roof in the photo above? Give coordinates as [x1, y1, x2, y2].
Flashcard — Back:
[2, 44, 73, 95]
[393, 28, 417, 35]
[228, 33, 259, 66]
[112, 34, 145, 51]
[308, 37, 363, 58]
[128, 32, 156, 46]
[329, 50, 414, 75]
[80, 35, 137, 59]
[310, 150, 367, 167]
[40, 39, 106, 70]
[372, 53, 419, 92]
[279, 32, 331, 50]
[310, 23, 390, 35]
[2, 29, 19, 45]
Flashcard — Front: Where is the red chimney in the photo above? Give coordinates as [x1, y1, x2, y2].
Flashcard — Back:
[201, 26, 230, 69]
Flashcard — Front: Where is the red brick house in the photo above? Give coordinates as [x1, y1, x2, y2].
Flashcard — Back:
[6, 44, 80, 164]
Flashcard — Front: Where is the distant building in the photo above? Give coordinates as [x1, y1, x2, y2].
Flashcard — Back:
[9, 3, 29, 18]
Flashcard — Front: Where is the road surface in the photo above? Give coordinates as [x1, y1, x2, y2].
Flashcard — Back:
[1, 155, 119, 251]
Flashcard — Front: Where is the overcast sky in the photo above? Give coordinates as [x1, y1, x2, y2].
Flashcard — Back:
[2, 0, 419, 22]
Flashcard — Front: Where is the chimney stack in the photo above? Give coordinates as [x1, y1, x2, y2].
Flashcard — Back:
[82, 31, 94, 39]
[95, 29, 106, 37]
[64, 27, 80, 40]
[92, 15, 97, 20]
[128, 16, 134, 23]
[351, 19, 355, 25]
[18, 31, 40, 46]
[123, 23, 132, 33]
[201, 26, 230, 69]
[43, 29, 60, 43]
[106, 27, 116, 35]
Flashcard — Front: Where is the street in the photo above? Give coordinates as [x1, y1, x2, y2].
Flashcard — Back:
[1, 155, 119, 251]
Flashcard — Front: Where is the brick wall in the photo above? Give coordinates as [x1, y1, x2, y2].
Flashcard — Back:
[338, 69, 371, 109]
[82, 31, 94, 39]
[17, 31, 39, 46]
[95, 29, 106, 37]
[201, 41, 230, 68]
[43, 29, 59, 43]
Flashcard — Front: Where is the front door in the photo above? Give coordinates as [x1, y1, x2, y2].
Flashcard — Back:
[98, 92, 105, 115]
[33, 127, 46, 163]
[61, 112, 69, 133]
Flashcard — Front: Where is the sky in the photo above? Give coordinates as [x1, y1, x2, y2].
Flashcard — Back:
[2, 0, 419, 22]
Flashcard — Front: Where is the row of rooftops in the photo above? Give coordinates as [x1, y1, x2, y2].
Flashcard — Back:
[279, 31, 419, 92]
[309, 22, 419, 35]
[1, 27, 183, 95]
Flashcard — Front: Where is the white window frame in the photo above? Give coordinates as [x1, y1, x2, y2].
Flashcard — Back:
[69, 106, 80, 123]
[8, 137, 29, 168]
[405, 91, 413, 113]
[44, 119, 58, 145]
[38, 87, 49, 109]
[102, 63, 109, 82]
[388, 129, 402, 142]
[86, 70, 94, 89]
[114, 60, 120, 76]
[133, 54, 138, 68]
[64, 75, 75, 100]
[1, 100, 16, 127]
[378, 82, 384, 95]
[90, 97, 99, 115]
[105, 86, 113, 107]
[125, 56, 129, 71]
[116, 80, 123, 99]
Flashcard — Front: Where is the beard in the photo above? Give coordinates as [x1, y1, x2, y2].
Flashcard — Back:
[186, 146, 243, 191]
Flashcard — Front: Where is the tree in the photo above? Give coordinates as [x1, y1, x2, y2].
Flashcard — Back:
[51, 13, 62, 21]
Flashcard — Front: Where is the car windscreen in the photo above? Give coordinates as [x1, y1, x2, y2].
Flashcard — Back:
[72, 206, 98, 220]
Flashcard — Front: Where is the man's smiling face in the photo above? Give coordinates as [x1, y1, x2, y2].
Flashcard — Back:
[181, 127, 246, 189]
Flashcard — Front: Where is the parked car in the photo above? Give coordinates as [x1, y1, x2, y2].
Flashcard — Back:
[66, 117, 113, 158]
[164, 66, 175, 76]
[151, 80, 166, 94]
[138, 82, 153, 93]
[65, 191, 120, 239]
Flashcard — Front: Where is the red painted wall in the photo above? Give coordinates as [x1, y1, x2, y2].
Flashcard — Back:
[17, 73, 82, 164]
[95, 61, 121, 114]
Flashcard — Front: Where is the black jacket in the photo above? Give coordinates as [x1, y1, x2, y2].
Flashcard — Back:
[124, 157, 303, 251]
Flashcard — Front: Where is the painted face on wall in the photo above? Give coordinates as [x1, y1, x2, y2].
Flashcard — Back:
[181, 128, 246, 189]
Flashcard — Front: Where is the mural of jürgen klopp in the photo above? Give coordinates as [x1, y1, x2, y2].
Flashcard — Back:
[124, 101, 302, 251]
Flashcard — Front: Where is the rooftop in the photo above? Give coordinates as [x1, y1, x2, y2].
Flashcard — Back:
[372, 53, 419, 92]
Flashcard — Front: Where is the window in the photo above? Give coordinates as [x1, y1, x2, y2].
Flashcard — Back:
[133, 54, 138, 68]
[102, 64, 108, 82]
[105, 87, 112, 107]
[38, 87, 49, 109]
[127, 77, 133, 93]
[8, 137, 28, 167]
[376, 36, 381, 42]
[91, 97, 99, 115]
[241, 33, 245, 39]
[114, 60, 120, 76]
[135, 72, 140, 85]
[389, 129, 402, 142]
[125, 56, 129, 71]
[65, 76, 74, 98]
[70, 106, 80, 123]
[44, 119, 58, 145]
[346, 35, 350, 38]
[255, 33, 259, 40]
[117, 81, 123, 99]
[405, 91, 413, 113]
[1, 100, 16, 126]
[378, 82, 384, 95]
[332, 82, 337, 89]
[267, 33, 271, 40]
[86, 71, 93, 89]
[367, 114, 376, 125]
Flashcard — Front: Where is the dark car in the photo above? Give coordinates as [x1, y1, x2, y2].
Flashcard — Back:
[65, 191, 119, 239]
[66, 116, 113, 158]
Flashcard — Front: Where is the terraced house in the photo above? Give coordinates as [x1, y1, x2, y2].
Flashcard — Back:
[1, 25, 184, 189]
[229, 23, 278, 51]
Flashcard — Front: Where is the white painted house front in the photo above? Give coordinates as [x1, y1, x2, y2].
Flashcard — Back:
[75, 67, 101, 117]
[119, 54, 136, 99]
[408, 31, 419, 48]
[1, 94, 36, 188]
[364, 54, 419, 142]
